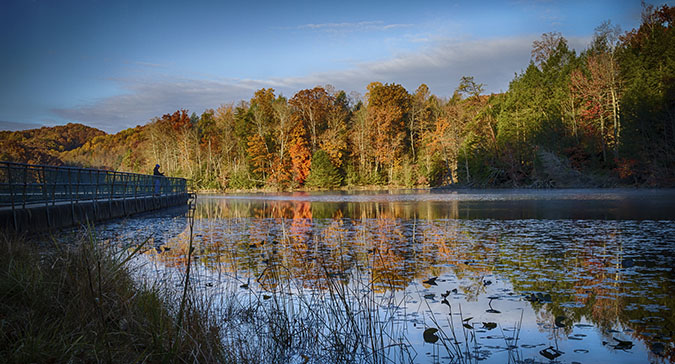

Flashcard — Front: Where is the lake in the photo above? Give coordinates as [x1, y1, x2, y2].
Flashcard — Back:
[94, 189, 675, 363]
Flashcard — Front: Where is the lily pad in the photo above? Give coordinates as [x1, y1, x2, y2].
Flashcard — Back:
[423, 277, 438, 285]
[423, 328, 439, 343]
[555, 315, 567, 328]
[539, 346, 563, 360]
[613, 337, 633, 350]
[482, 322, 497, 330]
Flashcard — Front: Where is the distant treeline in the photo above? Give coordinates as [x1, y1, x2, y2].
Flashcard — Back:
[2, 4, 674, 189]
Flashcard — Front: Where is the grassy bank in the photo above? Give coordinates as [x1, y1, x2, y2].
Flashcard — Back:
[0, 231, 223, 363]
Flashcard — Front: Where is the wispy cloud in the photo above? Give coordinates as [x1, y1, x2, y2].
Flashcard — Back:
[52, 78, 260, 132]
[0, 120, 45, 131]
[292, 20, 411, 32]
[52, 34, 591, 133]
[131, 61, 167, 68]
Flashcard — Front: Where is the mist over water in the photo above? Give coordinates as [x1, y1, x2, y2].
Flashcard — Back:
[94, 189, 675, 363]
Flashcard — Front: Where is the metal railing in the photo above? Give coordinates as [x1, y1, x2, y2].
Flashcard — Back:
[0, 161, 187, 209]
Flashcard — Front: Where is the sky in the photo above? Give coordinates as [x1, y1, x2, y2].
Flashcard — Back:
[0, 0, 669, 133]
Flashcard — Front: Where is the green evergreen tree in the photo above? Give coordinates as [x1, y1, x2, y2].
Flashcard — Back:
[305, 150, 343, 188]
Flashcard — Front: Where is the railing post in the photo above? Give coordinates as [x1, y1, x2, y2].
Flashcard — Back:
[51, 166, 56, 206]
[95, 170, 99, 201]
[75, 168, 80, 204]
[7, 163, 17, 231]
[89, 169, 92, 201]
[122, 174, 128, 215]
[22, 164, 27, 209]
[68, 168, 75, 223]
[40, 165, 51, 228]
[110, 171, 115, 201]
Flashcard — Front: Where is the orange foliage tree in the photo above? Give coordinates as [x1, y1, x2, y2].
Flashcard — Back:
[289, 124, 312, 185]
[290, 87, 332, 153]
[366, 82, 411, 181]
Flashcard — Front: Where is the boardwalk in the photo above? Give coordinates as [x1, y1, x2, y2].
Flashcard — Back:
[0, 161, 189, 233]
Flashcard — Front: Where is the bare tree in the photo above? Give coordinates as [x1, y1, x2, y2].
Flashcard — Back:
[531, 32, 564, 67]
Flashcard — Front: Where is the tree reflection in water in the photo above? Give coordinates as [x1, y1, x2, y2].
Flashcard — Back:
[130, 193, 674, 363]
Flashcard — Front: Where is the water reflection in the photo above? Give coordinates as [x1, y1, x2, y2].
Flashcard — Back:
[107, 190, 675, 363]
[199, 188, 675, 220]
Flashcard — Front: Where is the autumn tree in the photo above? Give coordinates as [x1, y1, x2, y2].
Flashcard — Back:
[348, 104, 376, 183]
[366, 82, 411, 182]
[408, 84, 432, 162]
[290, 87, 333, 153]
[288, 124, 311, 185]
[243, 89, 278, 184]
[268, 96, 294, 187]
[571, 21, 624, 163]
[196, 106, 237, 188]
[148, 109, 197, 178]
[319, 92, 350, 168]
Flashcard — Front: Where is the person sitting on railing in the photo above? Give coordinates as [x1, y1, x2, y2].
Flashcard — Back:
[153, 164, 164, 195]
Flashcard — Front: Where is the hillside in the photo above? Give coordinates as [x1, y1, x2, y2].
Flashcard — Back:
[61, 125, 152, 173]
[0, 123, 105, 165]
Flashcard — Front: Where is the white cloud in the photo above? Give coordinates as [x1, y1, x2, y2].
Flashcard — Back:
[53, 34, 592, 133]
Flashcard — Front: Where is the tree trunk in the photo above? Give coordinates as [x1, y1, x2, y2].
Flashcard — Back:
[464, 149, 471, 183]
[570, 91, 578, 141]
[611, 88, 620, 159]
[600, 112, 607, 163]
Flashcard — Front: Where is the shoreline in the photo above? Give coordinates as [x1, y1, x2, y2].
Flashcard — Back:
[191, 182, 666, 194]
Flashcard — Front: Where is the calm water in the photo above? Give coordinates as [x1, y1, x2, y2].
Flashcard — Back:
[95, 189, 675, 363]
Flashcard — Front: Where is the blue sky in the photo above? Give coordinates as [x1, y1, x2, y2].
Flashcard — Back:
[0, 0, 667, 133]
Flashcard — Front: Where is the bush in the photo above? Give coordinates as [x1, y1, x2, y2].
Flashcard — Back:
[227, 163, 258, 189]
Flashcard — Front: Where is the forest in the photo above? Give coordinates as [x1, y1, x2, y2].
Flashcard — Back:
[2, 4, 674, 190]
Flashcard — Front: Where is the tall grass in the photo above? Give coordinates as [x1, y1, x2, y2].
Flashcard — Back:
[0, 230, 223, 363]
[203, 257, 415, 364]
